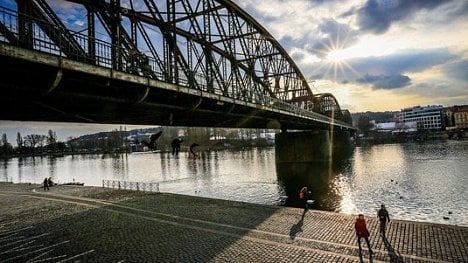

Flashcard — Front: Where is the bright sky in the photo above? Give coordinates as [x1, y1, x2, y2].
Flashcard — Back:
[0, 0, 467, 140]
[236, 0, 468, 112]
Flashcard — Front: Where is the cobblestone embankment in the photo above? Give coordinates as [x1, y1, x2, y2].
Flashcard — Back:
[0, 183, 466, 262]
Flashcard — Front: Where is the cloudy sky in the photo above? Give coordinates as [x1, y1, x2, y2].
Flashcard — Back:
[1, 0, 467, 140]
[235, 0, 468, 112]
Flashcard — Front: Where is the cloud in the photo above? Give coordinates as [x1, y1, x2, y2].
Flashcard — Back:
[278, 35, 312, 53]
[442, 59, 468, 82]
[46, 1, 87, 31]
[350, 48, 457, 75]
[404, 81, 468, 101]
[308, 19, 360, 57]
[299, 48, 459, 91]
[356, 0, 455, 34]
[357, 73, 411, 89]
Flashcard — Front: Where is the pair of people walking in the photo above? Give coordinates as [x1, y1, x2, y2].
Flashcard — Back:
[43, 177, 54, 191]
[354, 204, 391, 254]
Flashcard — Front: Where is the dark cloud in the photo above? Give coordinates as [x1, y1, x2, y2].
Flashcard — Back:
[442, 59, 468, 82]
[308, 19, 359, 57]
[350, 49, 457, 75]
[279, 35, 312, 52]
[340, 7, 356, 18]
[357, 73, 411, 89]
[357, 0, 455, 34]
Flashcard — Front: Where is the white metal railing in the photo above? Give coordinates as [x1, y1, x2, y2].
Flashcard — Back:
[102, 179, 160, 193]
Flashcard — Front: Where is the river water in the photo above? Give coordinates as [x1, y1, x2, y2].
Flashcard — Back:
[1, 140, 467, 226]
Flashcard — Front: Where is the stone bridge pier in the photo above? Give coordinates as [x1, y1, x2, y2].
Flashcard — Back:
[275, 130, 353, 163]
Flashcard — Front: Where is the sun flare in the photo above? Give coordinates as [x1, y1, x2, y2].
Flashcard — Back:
[326, 49, 348, 62]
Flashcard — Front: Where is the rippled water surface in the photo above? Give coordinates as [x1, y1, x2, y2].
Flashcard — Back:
[1, 140, 467, 226]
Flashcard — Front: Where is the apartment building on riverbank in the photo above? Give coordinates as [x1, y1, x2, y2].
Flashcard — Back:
[396, 105, 444, 131]
[444, 105, 468, 138]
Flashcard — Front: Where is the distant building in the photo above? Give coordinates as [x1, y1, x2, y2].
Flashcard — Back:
[396, 105, 443, 131]
[454, 109, 468, 129]
[372, 121, 395, 133]
[444, 105, 468, 138]
[445, 105, 468, 129]
[371, 121, 417, 134]
[394, 121, 418, 133]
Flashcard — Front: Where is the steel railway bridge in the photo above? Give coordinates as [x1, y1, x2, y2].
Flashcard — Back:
[0, 0, 354, 132]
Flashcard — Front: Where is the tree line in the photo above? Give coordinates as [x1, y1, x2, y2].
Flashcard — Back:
[1, 126, 276, 157]
[0, 130, 66, 156]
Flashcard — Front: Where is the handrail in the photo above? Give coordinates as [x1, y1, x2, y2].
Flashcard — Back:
[102, 179, 160, 193]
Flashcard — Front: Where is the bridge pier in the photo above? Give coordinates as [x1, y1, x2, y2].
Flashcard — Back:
[275, 130, 353, 163]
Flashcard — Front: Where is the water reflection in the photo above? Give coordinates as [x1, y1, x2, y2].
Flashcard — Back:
[276, 160, 348, 211]
[1, 141, 467, 226]
[47, 156, 57, 183]
[2, 158, 8, 182]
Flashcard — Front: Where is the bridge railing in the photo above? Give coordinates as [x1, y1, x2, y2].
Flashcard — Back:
[0, 7, 352, 128]
[102, 179, 160, 193]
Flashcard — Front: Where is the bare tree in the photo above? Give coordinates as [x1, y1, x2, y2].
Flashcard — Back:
[1, 133, 7, 146]
[37, 135, 47, 152]
[47, 129, 57, 152]
[1, 133, 11, 155]
[16, 132, 23, 148]
[47, 129, 57, 145]
[24, 134, 45, 154]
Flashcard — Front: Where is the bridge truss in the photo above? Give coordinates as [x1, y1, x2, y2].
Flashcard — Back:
[0, 0, 353, 129]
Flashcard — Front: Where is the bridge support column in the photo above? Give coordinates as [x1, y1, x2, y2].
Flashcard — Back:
[331, 130, 354, 159]
[275, 130, 353, 163]
[275, 131, 331, 163]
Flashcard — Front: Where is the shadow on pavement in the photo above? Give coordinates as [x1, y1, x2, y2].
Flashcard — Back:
[357, 244, 375, 263]
[1, 190, 281, 262]
[382, 234, 404, 263]
[289, 213, 305, 240]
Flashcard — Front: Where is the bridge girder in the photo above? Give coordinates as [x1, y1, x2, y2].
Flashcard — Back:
[0, 0, 355, 128]
[11, 0, 314, 102]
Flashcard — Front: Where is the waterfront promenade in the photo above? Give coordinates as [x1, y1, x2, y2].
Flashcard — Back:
[0, 183, 466, 262]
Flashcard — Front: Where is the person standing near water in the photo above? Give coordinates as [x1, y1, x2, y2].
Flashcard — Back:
[43, 177, 49, 191]
[354, 214, 373, 254]
[377, 204, 390, 236]
[299, 187, 308, 211]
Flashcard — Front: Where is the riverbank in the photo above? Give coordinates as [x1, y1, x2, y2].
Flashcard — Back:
[0, 183, 466, 262]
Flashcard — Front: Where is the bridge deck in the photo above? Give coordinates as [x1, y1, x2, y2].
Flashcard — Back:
[0, 43, 354, 130]
[1, 183, 466, 262]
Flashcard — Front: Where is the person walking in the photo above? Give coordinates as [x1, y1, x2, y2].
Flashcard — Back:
[354, 214, 373, 254]
[47, 177, 54, 187]
[43, 177, 49, 191]
[299, 187, 308, 212]
[377, 204, 390, 236]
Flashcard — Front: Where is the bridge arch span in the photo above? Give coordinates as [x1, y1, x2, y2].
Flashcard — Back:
[314, 93, 345, 122]
[0, 0, 355, 130]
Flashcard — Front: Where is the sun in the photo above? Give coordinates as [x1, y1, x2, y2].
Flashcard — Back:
[326, 49, 347, 62]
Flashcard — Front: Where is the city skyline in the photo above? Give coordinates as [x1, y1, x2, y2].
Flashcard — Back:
[0, 103, 462, 143]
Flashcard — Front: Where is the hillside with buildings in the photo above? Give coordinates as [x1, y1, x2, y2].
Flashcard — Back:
[351, 104, 468, 144]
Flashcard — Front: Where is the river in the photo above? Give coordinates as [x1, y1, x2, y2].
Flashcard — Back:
[1, 140, 467, 227]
